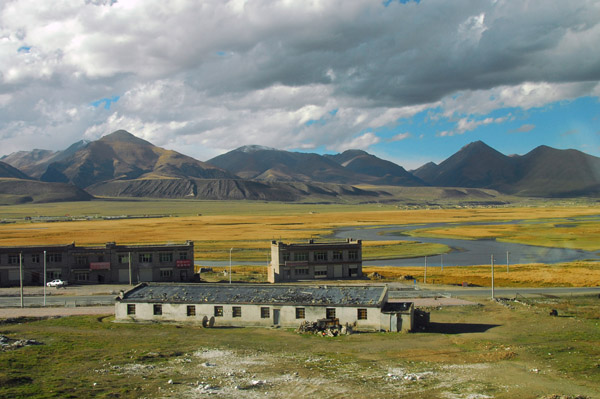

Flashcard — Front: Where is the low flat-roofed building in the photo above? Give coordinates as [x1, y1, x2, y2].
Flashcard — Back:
[115, 283, 413, 332]
[0, 241, 194, 287]
[268, 239, 363, 283]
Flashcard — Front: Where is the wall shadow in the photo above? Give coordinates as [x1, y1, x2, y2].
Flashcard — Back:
[424, 322, 500, 334]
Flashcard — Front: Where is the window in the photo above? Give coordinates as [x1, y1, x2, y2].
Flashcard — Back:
[127, 304, 136, 315]
[31, 254, 40, 263]
[153, 304, 162, 315]
[332, 251, 343, 260]
[349, 267, 358, 277]
[326, 308, 336, 319]
[187, 305, 196, 316]
[75, 256, 88, 266]
[295, 308, 305, 319]
[48, 253, 62, 263]
[260, 307, 270, 318]
[179, 252, 188, 260]
[47, 271, 61, 280]
[314, 266, 327, 278]
[8, 254, 19, 264]
[160, 269, 173, 278]
[139, 253, 152, 263]
[294, 268, 308, 275]
[348, 250, 358, 260]
[293, 252, 308, 261]
[160, 252, 173, 262]
[214, 306, 223, 317]
[118, 254, 129, 264]
[357, 308, 368, 320]
[232, 306, 242, 318]
[282, 252, 290, 261]
[97, 255, 104, 262]
[75, 273, 89, 282]
[315, 251, 327, 261]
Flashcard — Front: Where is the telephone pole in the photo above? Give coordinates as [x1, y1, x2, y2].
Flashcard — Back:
[491, 254, 495, 299]
[19, 253, 24, 308]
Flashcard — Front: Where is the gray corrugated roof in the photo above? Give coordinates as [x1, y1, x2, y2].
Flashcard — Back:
[119, 283, 386, 307]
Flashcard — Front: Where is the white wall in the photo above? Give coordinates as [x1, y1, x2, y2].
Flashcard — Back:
[116, 302, 387, 331]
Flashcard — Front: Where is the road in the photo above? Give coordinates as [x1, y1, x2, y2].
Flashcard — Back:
[442, 286, 600, 298]
[0, 294, 114, 308]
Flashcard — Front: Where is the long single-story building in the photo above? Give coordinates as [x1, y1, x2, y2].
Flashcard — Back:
[115, 283, 413, 332]
[0, 241, 194, 287]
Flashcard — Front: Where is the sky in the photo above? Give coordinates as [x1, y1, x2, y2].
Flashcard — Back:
[1, 0, 599, 170]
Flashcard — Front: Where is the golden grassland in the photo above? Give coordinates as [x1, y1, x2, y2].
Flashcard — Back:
[0, 201, 600, 264]
[202, 260, 600, 287]
[362, 261, 600, 287]
[0, 201, 599, 286]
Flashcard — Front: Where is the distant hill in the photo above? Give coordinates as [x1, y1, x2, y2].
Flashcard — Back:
[0, 178, 92, 205]
[1, 140, 90, 178]
[414, 141, 600, 197]
[0, 161, 31, 180]
[209, 146, 425, 186]
[86, 178, 389, 202]
[512, 145, 600, 197]
[325, 149, 424, 186]
[39, 130, 234, 188]
[4, 131, 598, 201]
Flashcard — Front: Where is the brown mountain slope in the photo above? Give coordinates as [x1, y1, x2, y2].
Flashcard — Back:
[512, 146, 600, 197]
[40, 130, 234, 188]
[87, 178, 388, 202]
[0, 161, 31, 180]
[1, 141, 90, 178]
[0, 178, 92, 205]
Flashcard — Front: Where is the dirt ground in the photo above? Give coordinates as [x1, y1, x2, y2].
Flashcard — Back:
[0, 306, 114, 318]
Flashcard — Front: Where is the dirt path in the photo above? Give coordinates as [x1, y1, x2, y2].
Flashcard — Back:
[0, 306, 114, 318]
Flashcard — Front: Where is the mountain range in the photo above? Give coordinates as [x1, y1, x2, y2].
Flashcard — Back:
[1, 130, 599, 203]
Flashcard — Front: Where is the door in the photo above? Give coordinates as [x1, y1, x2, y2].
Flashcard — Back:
[139, 269, 153, 282]
[180, 270, 188, 282]
[118, 269, 130, 283]
[334, 265, 343, 278]
[273, 309, 280, 325]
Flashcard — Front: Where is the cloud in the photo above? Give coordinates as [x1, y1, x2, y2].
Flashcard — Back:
[0, 0, 599, 157]
[390, 132, 412, 141]
[509, 124, 536, 133]
[561, 129, 579, 137]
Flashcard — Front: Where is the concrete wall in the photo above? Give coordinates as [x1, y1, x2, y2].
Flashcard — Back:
[116, 302, 386, 331]
[0, 242, 194, 287]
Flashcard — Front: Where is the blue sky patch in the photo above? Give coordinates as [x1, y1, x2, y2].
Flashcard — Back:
[90, 95, 120, 110]
[17, 46, 31, 53]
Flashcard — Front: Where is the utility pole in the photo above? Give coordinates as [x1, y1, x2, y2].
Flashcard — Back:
[441, 254, 444, 271]
[19, 253, 24, 308]
[43, 250, 47, 306]
[229, 248, 233, 284]
[424, 255, 427, 284]
[128, 252, 132, 286]
[506, 251, 509, 273]
[491, 254, 495, 299]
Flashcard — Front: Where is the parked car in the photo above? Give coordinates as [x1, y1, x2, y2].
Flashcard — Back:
[47, 279, 67, 288]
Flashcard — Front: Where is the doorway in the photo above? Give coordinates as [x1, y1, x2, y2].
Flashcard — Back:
[273, 309, 280, 325]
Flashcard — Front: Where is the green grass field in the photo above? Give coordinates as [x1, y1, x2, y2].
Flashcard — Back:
[1, 296, 599, 398]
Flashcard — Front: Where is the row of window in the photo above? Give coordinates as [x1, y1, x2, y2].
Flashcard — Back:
[4, 253, 62, 264]
[137, 252, 188, 264]
[283, 250, 359, 262]
[127, 304, 368, 320]
[2, 252, 189, 265]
